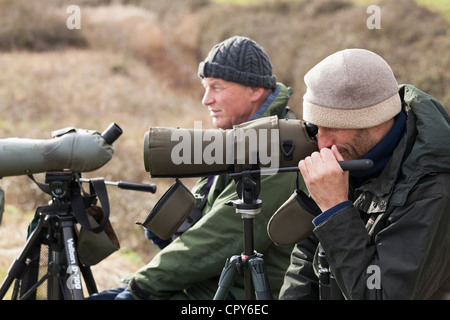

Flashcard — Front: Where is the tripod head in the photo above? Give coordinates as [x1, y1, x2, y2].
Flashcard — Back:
[44, 171, 88, 206]
[30, 169, 157, 232]
[230, 168, 261, 207]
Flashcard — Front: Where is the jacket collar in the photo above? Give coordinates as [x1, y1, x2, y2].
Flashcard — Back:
[248, 82, 293, 121]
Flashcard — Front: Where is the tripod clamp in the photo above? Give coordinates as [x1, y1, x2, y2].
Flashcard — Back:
[214, 170, 273, 300]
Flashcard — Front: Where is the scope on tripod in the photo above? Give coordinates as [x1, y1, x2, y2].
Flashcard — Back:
[143, 116, 318, 178]
[0, 122, 121, 178]
[0, 122, 162, 300]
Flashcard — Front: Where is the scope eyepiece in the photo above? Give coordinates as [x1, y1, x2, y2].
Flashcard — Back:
[102, 123, 123, 145]
[305, 123, 318, 140]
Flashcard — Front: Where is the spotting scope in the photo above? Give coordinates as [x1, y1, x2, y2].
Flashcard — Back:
[0, 123, 122, 178]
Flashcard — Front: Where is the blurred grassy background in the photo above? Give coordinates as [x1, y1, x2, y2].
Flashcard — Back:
[0, 0, 448, 294]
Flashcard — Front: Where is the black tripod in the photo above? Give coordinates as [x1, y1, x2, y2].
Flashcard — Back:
[0, 171, 97, 300]
[214, 170, 272, 300]
[0, 171, 156, 300]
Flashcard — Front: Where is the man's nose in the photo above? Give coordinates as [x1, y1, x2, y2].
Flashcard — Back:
[202, 89, 214, 106]
[317, 127, 335, 150]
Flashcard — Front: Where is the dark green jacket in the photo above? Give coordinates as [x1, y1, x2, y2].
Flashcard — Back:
[280, 85, 450, 299]
[130, 83, 302, 299]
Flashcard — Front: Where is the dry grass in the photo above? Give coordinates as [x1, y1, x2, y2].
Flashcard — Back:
[0, 0, 449, 296]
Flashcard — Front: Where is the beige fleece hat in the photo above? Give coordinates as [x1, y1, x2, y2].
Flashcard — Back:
[303, 49, 401, 129]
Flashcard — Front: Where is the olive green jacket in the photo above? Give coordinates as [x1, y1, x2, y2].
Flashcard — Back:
[130, 83, 302, 299]
[280, 85, 450, 300]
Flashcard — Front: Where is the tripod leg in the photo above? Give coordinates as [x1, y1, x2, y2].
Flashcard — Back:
[60, 219, 84, 300]
[242, 218, 255, 300]
[213, 255, 240, 300]
[80, 264, 98, 295]
[248, 253, 273, 300]
[0, 216, 45, 299]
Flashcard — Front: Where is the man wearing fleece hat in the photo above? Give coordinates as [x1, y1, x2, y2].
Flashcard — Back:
[280, 48, 450, 300]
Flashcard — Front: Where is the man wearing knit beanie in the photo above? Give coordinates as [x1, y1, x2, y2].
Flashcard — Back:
[198, 35, 277, 91]
[197, 35, 280, 129]
[280, 48, 450, 299]
[90, 36, 303, 300]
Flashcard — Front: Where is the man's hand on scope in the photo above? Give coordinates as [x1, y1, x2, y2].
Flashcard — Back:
[298, 145, 349, 212]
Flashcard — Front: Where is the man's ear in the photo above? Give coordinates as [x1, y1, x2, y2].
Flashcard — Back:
[248, 87, 267, 102]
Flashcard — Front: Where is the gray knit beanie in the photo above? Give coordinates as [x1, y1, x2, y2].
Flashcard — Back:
[303, 48, 401, 129]
[198, 36, 277, 90]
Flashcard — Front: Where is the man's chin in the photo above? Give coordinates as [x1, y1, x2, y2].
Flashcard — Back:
[212, 118, 232, 130]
